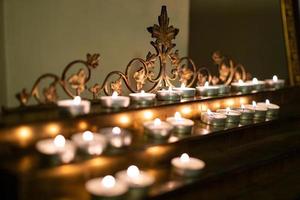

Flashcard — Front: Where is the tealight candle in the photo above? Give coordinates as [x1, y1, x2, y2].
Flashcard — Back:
[244, 101, 267, 119]
[171, 153, 205, 177]
[246, 77, 265, 91]
[233, 104, 255, 121]
[129, 90, 156, 105]
[257, 99, 280, 118]
[265, 75, 285, 89]
[36, 134, 76, 165]
[217, 84, 231, 95]
[57, 96, 91, 116]
[216, 107, 241, 124]
[173, 83, 196, 98]
[231, 80, 253, 94]
[156, 86, 181, 101]
[201, 109, 227, 126]
[143, 118, 174, 139]
[85, 175, 128, 200]
[100, 91, 130, 108]
[196, 81, 219, 97]
[100, 127, 132, 149]
[71, 131, 107, 156]
[166, 112, 194, 135]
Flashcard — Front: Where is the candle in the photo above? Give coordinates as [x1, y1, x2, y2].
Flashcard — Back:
[156, 86, 181, 101]
[231, 80, 253, 94]
[100, 91, 130, 108]
[217, 84, 231, 95]
[100, 127, 132, 149]
[244, 101, 267, 119]
[85, 175, 128, 199]
[265, 75, 285, 89]
[201, 109, 227, 126]
[57, 96, 91, 116]
[173, 83, 196, 98]
[257, 99, 280, 118]
[246, 77, 265, 91]
[71, 131, 107, 156]
[171, 153, 205, 177]
[143, 118, 174, 139]
[166, 112, 194, 135]
[233, 104, 255, 121]
[129, 90, 156, 105]
[216, 107, 241, 124]
[196, 81, 220, 97]
[36, 134, 76, 165]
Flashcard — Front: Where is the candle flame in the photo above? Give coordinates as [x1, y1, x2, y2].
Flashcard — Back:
[154, 118, 162, 126]
[252, 101, 257, 107]
[112, 91, 119, 97]
[204, 81, 209, 87]
[127, 165, 140, 178]
[252, 77, 258, 84]
[112, 127, 121, 135]
[168, 86, 172, 92]
[180, 83, 186, 88]
[82, 131, 94, 141]
[174, 112, 182, 120]
[141, 90, 145, 94]
[266, 99, 270, 105]
[101, 175, 116, 188]
[207, 109, 212, 115]
[273, 75, 278, 82]
[73, 96, 81, 105]
[241, 104, 245, 109]
[180, 153, 190, 163]
[53, 134, 66, 148]
[226, 107, 230, 113]
[238, 79, 244, 84]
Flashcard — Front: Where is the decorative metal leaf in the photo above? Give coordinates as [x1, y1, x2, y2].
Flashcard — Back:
[67, 69, 86, 94]
[133, 68, 147, 91]
[86, 53, 100, 68]
[110, 78, 122, 95]
[89, 83, 102, 99]
[16, 89, 29, 105]
[43, 83, 58, 103]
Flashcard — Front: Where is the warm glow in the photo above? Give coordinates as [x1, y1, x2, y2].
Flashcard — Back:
[78, 121, 88, 130]
[127, 165, 140, 178]
[273, 75, 278, 82]
[238, 79, 244, 84]
[180, 153, 190, 163]
[112, 91, 119, 97]
[213, 102, 221, 109]
[181, 106, 192, 115]
[119, 115, 130, 125]
[239, 97, 248, 105]
[207, 109, 212, 115]
[174, 112, 182, 120]
[180, 83, 186, 88]
[225, 99, 235, 107]
[143, 110, 154, 120]
[82, 131, 94, 141]
[73, 96, 81, 105]
[53, 135, 66, 148]
[140, 90, 145, 94]
[16, 126, 32, 140]
[154, 118, 162, 126]
[45, 123, 60, 136]
[252, 77, 258, 84]
[101, 175, 116, 188]
[252, 101, 257, 107]
[204, 81, 209, 87]
[266, 99, 270, 105]
[112, 127, 121, 135]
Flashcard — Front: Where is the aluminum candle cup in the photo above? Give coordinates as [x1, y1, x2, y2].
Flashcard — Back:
[201, 110, 227, 126]
[166, 112, 194, 135]
[218, 85, 231, 95]
[173, 83, 196, 98]
[216, 108, 241, 124]
[143, 118, 174, 140]
[129, 90, 156, 105]
[265, 75, 285, 89]
[231, 80, 253, 94]
[171, 153, 205, 177]
[233, 106, 255, 121]
[156, 87, 181, 101]
[116, 165, 155, 199]
[247, 78, 265, 91]
[100, 91, 130, 108]
[36, 135, 76, 166]
[71, 131, 107, 157]
[85, 175, 128, 200]
[257, 99, 280, 118]
[100, 127, 132, 149]
[244, 101, 267, 119]
[57, 96, 91, 116]
[196, 82, 219, 97]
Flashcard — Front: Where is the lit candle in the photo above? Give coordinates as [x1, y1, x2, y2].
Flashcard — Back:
[201, 109, 227, 126]
[257, 99, 280, 119]
[129, 90, 156, 105]
[166, 112, 194, 135]
[85, 175, 128, 199]
[143, 118, 174, 139]
[217, 84, 231, 95]
[57, 96, 91, 116]
[36, 134, 76, 165]
[231, 80, 253, 94]
[171, 153, 205, 177]
[233, 104, 255, 121]
[196, 81, 220, 97]
[246, 77, 265, 91]
[173, 83, 196, 98]
[156, 86, 181, 101]
[244, 101, 267, 119]
[71, 130, 107, 156]
[100, 91, 130, 108]
[216, 107, 241, 123]
[265, 75, 285, 89]
[100, 127, 132, 149]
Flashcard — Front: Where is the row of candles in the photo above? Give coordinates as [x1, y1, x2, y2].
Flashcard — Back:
[57, 75, 284, 116]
